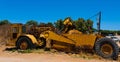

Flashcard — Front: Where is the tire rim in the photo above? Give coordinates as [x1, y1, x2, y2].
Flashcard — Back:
[20, 41, 28, 50]
[101, 44, 113, 55]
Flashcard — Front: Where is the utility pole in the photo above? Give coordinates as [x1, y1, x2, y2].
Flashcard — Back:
[88, 11, 101, 33]
[97, 11, 101, 33]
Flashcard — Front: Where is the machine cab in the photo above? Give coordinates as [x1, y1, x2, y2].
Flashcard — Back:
[7, 24, 25, 46]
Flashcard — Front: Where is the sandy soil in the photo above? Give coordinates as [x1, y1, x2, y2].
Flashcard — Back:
[0, 45, 119, 62]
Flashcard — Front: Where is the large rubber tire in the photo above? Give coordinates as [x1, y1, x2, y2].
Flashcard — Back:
[95, 38, 119, 60]
[16, 37, 35, 50]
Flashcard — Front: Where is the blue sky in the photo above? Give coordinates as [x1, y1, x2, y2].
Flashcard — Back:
[0, 0, 120, 30]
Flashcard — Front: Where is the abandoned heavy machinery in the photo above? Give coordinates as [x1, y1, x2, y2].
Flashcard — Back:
[40, 18, 119, 60]
[5, 23, 53, 49]
[5, 12, 119, 60]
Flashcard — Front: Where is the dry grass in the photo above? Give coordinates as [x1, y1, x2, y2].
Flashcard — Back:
[0, 25, 11, 46]
[2, 46, 119, 62]
[8, 49, 112, 60]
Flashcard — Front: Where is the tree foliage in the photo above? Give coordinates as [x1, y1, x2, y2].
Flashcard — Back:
[39, 22, 46, 27]
[25, 20, 38, 26]
[101, 30, 120, 36]
[86, 19, 93, 32]
[0, 17, 119, 35]
[0, 20, 11, 25]
[54, 19, 64, 30]
[117, 31, 120, 35]
[74, 18, 93, 33]
[54, 17, 94, 33]
[46, 22, 54, 27]
[39, 22, 54, 27]
[75, 18, 87, 32]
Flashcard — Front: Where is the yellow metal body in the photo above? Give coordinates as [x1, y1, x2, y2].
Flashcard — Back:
[7, 24, 23, 45]
[6, 24, 38, 46]
[63, 18, 72, 26]
[101, 44, 113, 55]
[39, 18, 103, 51]
[19, 34, 38, 45]
[6, 24, 52, 47]
[41, 31, 75, 45]
[25, 34, 38, 44]
[40, 30, 102, 51]
[63, 33, 97, 47]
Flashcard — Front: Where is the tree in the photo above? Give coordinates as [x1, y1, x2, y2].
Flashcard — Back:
[25, 20, 38, 26]
[39, 22, 46, 27]
[54, 19, 64, 30]
[46, 22, 54, 27]
[38, 22, 54, 27]
[54, 17, 94, 33]
[74, 18, 87, 33]
[74, 18, 94, 33]
[100, 30, 120, 36]
[86, 19, 93, 33]
[0, 20, 11, 25]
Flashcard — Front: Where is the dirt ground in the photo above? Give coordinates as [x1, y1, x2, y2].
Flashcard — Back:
[0, 45, 119, 62]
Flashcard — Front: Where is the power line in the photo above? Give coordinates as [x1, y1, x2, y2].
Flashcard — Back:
[87, 11, 101, 32]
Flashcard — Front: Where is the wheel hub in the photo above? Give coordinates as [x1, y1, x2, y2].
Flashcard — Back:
[101, 44, 113, 55]
[20, 41, 28, 50]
